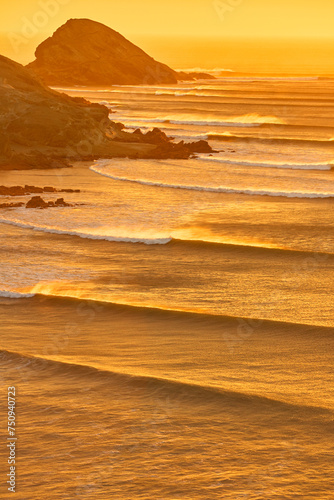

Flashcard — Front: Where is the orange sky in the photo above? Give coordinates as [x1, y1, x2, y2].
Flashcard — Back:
[1, 0, 334, 64]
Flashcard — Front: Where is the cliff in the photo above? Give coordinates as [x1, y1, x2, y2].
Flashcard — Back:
[27, 19, 179, 86]
[0, 54, 140, 168]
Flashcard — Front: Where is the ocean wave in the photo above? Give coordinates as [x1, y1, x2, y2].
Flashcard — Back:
[119, 113, 285, 128]
[208, 132, 334, 147]
[98, 101, 114, 108]
[198, 156, 333, 171]
[114, 85, 195, 91]
[90, 166, 334, 198]
[0, 218, 171, 245]
[218, 76, 320, 82]
[170, 238, 334, 258]
[1, 348, 331, 415]
[1, 213, 331, 255]
[3, 289, 332, 330]
[176, 67, 234, 74]
[0, 290, 35, 299]
[155, 91, 195, 96]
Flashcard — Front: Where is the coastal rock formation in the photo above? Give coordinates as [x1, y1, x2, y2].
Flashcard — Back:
[0, 54, 214, 169]
[0, 196, 71, 209]
[0, 54, 119, 169]
[0, 185, 80, 196]
[0, 202, 24, 208]
[27, 19, 178, 86]
[25, 196, 49, 209]
[115, 127, 214, 159]
[25, 196, 71, 208]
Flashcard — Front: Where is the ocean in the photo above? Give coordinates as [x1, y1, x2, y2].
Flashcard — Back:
[1, 73, 334, 499]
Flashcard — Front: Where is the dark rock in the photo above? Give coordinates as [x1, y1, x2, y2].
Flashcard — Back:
[25, 185, 43, 193]
[5, 186, 26, 196]
[26, 196, 49, 209]
[0, 54, 115, 169]
[144, 128, 172, 145]
[186, 140, 213, 153]
[114, 122, 126, 131]
[25, 196, 71, 208]
[55, 198, 71, 207]
[59, 189, 80, 193]
[0, 184, 80, 196]
[0, 202, 24, 208]
[133, 129, 144, 136]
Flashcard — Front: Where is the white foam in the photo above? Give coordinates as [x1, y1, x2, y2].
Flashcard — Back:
[172, 120, 262, 127]
[162, 91, 235, 99]
[0, 218, 171, 245]
[0, 290, 35, 299]
[119, 113, 284, 128]
[120, 117, 262, 127]
[98, 101, 114, 108]
[198, 156, 333, 171]
[90, 165, 334, 199]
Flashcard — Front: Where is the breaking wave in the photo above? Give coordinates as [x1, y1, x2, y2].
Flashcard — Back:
[90, 166, 334, 198]
[199, 156, 333, 171]
[0, 218, 171, 245]
[119, 113, 285, 128]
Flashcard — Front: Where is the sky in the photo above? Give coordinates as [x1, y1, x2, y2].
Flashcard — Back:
[1, 0, 334, 66]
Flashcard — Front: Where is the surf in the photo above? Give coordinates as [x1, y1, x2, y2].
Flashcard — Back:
[119, 113, 285, 128]
[90, 166, 334, 198]
[1, 347, 332, 416]
[208, 132, 334, 148]
[198, 156, 334, 171]
[0, 218, 172, 245]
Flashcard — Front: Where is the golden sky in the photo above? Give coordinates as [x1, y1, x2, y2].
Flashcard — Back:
[1, 0, 334, 64]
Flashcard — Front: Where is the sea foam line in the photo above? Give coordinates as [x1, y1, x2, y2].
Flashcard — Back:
[90, 166, 334, 199]
[119, 115, 284, 128]
[0, 218, 171, 245]
[207, 132, 334, 146]
[198, 156, 333, 170]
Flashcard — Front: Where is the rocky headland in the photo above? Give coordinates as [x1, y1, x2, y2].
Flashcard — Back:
[0, 54, 214, 170]
[27, 19, 178, 86]
[27, 19, 214, 86]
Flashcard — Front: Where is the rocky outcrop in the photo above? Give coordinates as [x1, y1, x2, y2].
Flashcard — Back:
[0, 202, 25, 208]
[27, 19, 178, 86]
[116, 128, 214, 159]
[0, 185, 80, 196]
[0, 54, 122, 169]
[25, 196, 71, 208]
[0, 54, 214, 169]
[0, 196, 72, 209]
[25, 196, 49, 209]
